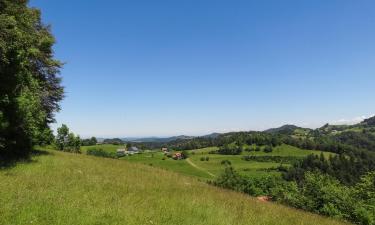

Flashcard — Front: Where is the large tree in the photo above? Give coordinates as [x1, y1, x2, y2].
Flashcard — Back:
[0, 0, 63, 160]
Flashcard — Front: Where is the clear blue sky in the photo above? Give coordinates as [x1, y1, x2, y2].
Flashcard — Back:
[30, 0, 375, 137]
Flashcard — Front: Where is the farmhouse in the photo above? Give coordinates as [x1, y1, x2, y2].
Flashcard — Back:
[117, 149, 126, 156]
[128, 146, 139, 152]
[124, 146, 140, 155]
[161, 147, 169, 153]
[172, 152, 183, 160]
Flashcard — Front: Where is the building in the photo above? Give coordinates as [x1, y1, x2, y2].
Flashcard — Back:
[117, 149, 126, 157]
[172, 152, 183, 160]
[128, 146, 139, 152]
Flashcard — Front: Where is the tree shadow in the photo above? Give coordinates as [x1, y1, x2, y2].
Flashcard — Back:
[0, 149, 52, 169]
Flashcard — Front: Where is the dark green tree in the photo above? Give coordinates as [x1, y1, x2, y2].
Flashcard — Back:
[0, 0, 64, 160]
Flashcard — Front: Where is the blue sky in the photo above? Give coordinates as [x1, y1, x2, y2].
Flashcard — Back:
[30, 0, 375, 137]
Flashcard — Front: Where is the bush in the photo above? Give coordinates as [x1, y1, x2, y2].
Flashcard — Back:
[200, 156, 210, 161]
[181, 150, 189, 159]
[242, 155, 298, 163]
[86, 148, 117, 159]
[264, 145, 273, 153]
[217, 144, 242, 155]
[212, 167, 375, 225]
[221, 160, 232, 166]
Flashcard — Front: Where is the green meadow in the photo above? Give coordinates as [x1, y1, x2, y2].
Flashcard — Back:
[84, 144, 335, 180]
[0, 150, 350, 225]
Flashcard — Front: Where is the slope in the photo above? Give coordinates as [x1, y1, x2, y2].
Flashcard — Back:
[0, 150, 350, 225]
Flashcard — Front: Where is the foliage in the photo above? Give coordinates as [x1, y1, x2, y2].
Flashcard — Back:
[102, 138, 124, 145]
[0, 0, 64, 160]
[86, 148, 117, 159]
[213, 166, 375, 225]
[200, 156, 209, 161]
[264, 145, 273, 153]
[181, 150, 189, 159]
[242, 155, 298, 163]
[217, 143, 242, 155]
[81, 137, 97, 146]
[220, 159, 232, 166]
[55, 124, 80, 153]
[0, 150, 346, 225]
[284, 152, 375, 185]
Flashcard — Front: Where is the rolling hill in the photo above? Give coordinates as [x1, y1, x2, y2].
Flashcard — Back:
[0, 149, 349, 225]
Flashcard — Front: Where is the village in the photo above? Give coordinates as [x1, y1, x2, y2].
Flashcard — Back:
[116, 146, 185, 160]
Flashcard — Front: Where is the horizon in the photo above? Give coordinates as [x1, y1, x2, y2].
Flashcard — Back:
[85, 114, 374, 139]
[29, 0, 375, 137]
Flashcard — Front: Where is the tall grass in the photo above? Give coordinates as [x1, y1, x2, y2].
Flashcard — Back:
[0, 150, 350, 225]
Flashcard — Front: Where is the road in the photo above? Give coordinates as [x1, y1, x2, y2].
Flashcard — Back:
[186, 158, 216, 178]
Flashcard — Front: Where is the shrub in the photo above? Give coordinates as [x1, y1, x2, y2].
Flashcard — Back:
[264, 145, 273, 153]
[86, 148, 117, 159]
[217, 144, 242, 155]
[221, 160, 232, 166]
[181, 150, 189, 159]
[242, 155, 298, 163]
[212, 166, 375, 225]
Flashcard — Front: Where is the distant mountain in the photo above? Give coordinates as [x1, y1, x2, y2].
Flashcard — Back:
[123, 135, 195, 143]
[264, 125, 302, 135]
[202, 133, 221, 138]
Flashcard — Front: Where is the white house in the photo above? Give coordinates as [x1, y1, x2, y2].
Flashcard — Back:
[117, 149, 126, 156]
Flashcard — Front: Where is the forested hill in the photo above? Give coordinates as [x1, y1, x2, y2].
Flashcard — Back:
[136, 116, 375, 154]
[133, 116, 375, 187]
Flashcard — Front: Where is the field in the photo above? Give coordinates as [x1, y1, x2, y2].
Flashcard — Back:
[0, 150, 350, 225]
[84, 144, 334, 180]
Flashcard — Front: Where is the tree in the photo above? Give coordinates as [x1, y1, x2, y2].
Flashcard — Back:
[56, 124, 69, 151]
[35, 127, 55, 146]
[264, 145, 273, 153]
[90, 137, 97, 145]
[72, 135, 81, 153]
[55, 124, 80, 153]
[81, 137, 97, 146]
[0, 0, 64, 160]
[181, 150, 189, 159]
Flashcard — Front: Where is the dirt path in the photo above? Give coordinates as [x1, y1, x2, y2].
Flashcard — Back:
[186, 158, 216, 178]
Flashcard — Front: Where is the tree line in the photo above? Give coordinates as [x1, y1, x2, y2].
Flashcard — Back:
[0, 0, 64, 162]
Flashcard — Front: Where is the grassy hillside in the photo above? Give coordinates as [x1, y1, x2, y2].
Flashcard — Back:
[0, 150, 349, 225]
[121, 144, 334, 179]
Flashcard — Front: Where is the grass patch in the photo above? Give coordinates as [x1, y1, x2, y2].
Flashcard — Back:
[0, 150, 349, 225]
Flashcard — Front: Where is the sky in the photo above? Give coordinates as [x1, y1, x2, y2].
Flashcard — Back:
[29, 0, 375, 138]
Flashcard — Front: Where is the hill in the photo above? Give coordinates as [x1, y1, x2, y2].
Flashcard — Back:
[361, 115, 375, 126]
[0, 150, 348, 225]
[265, 125, 303, 135]
[130, 135, 195, 143]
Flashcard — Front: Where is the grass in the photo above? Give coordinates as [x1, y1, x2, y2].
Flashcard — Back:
[117, 144, 334, 179]
[81, 144, 122, 154]
[241, 144, 334, 157]
[0, 150, 350, 225]
[123, 152, 212, 179]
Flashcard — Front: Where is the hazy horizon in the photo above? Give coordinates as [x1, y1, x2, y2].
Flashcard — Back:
[30, 0, 375, 137]
[73, 114, 374, 139]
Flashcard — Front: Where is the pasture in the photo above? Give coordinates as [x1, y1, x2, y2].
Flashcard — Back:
[0, 149, 350, 225]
